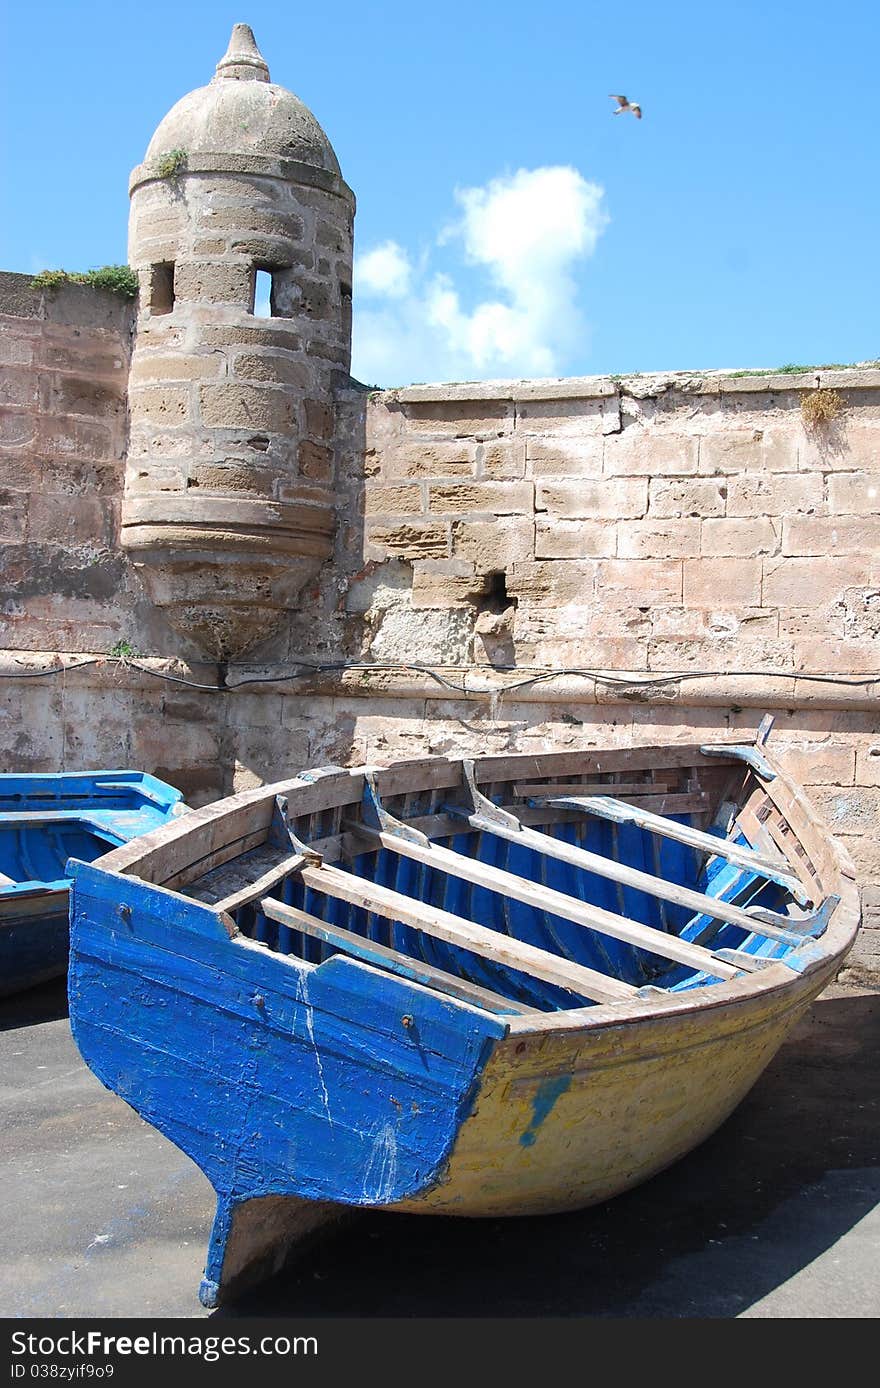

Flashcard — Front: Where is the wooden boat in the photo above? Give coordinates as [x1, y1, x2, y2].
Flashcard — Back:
[66, 719, 859, 1307]
[0, 770, 186, 997]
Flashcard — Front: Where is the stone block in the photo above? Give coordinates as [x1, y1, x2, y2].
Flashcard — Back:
[129, 384, 190, 425]
[507, 560, 598, 604]
[383, 440, 477, 479]
[725, 472, 823, 517]
[537, 477, 647, 519]
[0, 489, 26, 541]
[699, 428, 797, 474]
[478, 439, 526, 478]
[0, 335, 33, 367]
[48, 374, 125, 419]
[129, 354, 223, 383]
[683, 557, 762, 606]
[762, 557, 870, 606]
[27, 494, 115, 546]
[782, 516, 878, 557]
[304, 399, 334, 439]
[203, 324, 303, 352]
[298, 440, 333, 480]
[232, 353, 311, 388]
[526, 437, 602, 477]
[36, 415, 116, 459]
[800, 425, 880, 473]
[648, 477, 726, 518]
[199, 383, 292, 432]
[774, 742, 857, 787]
[701, 517, 778, 557]
[124, 463, 187, 495]
[185, 463, 278, 495]
[535, 519, 616, 559]
[0, 367, 38, 408]
[450, 518, 533, 568]
[516, 397, 606, 434]
[604, 432, 699, 476]
[403, 400, 514, 438]
[647, 636, 794, 672]
[617, 519, 701, 559]
[778, 603, 845, 640]
[199, 209, 305, 240]
[596, 558, 683, 605]
[812, 786, 880, 837]
[792, 639, 879, 674]
[0, 409, 35, 451]
[855, 745, 880, 787]
[828, 473, 880, 514]
[365, 484, 424, 515]
[411, 562, 487, 610]
[428, 481, 533, 515]
[174, 262, 254, 306]
[365, 520, 449, 559]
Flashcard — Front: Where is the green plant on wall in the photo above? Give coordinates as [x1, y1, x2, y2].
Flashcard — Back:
[152, 148, 187, 179]
[31, 265, 139, 299]
[108, 639, 140, 660]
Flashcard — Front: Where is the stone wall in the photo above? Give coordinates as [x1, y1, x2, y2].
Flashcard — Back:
[0, 272, 202, 658]
[0, 274, 877, 973]
[360, 372, 879, 677]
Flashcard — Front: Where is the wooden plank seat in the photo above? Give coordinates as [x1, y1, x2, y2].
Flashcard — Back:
[346, 822, 758, 980]
[294, 859, 638, 1005]
[258, 897, 540, 1016]
[442, 804, 810, 949]
[544, 794, 808, 901]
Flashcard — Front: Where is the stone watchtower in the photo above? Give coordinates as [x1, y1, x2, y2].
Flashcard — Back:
[123, 24, 354, 660]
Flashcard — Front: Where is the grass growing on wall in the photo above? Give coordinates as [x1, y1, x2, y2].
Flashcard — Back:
[31, 265, 139, 299]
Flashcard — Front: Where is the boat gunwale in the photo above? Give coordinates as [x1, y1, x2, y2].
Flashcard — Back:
[86, 739, 860, 1038]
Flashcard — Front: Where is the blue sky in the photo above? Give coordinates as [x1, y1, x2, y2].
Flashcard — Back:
[1, 0, 877, 384]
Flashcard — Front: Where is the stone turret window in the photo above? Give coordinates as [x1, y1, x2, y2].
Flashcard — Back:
[253, 268, 273, 318]
[149, 262, 175, 315]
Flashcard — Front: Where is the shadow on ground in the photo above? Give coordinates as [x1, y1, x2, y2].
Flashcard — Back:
[214, 987, 879, 1318]
[0, 976, 68, 1032]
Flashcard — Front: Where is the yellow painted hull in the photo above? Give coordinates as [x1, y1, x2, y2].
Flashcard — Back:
[394, 960, 836, 1217]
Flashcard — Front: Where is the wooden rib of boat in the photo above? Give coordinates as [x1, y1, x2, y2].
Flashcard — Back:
[66, 721, 860, 1307]
[0, 771, 186, 997]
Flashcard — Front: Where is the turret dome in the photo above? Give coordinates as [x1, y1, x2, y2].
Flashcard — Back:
[142, 24, 342, 178]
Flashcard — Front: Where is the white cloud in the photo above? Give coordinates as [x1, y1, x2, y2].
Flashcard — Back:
[354, 240, 413, 299]
[351, 166, 608, 386]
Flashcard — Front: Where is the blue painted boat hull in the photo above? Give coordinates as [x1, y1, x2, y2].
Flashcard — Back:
[0, 771, 185, 997]
[68, 859, 506, 1307]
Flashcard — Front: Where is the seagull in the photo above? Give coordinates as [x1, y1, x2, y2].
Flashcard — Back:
[610, 94, 642, 118]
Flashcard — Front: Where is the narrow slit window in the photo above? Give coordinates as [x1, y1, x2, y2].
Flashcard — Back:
[150, 262, 175, 316]
[253, 269, 273, 318]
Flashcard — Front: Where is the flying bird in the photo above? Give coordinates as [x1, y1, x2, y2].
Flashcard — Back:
[610, 94, 642, 118]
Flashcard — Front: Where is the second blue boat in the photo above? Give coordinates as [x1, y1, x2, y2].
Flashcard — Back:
[0, 770, 186, 997]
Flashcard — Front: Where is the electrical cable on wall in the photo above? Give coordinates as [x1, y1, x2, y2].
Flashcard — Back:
[0, 657, 875, 696]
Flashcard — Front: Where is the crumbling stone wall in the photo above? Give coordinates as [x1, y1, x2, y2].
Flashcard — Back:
[0, 274, 877, 973]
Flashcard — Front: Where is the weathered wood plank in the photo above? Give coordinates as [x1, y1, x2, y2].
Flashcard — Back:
[473, 742, 748, 784]
[549, 795, 808, 898]
[445, 809, 807, 948]
[209, 852, 313, 915]
[349, 825, 741, 981]
[260, 897, 540, 1016]
[297, 862, 637, 1004]
[513, 781, 672, 799]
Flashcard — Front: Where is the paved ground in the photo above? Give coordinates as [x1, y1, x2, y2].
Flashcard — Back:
[1, 977, 877, 1319]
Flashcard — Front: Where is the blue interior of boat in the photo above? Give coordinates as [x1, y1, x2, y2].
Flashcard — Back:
[226, 810, 795, 1014]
